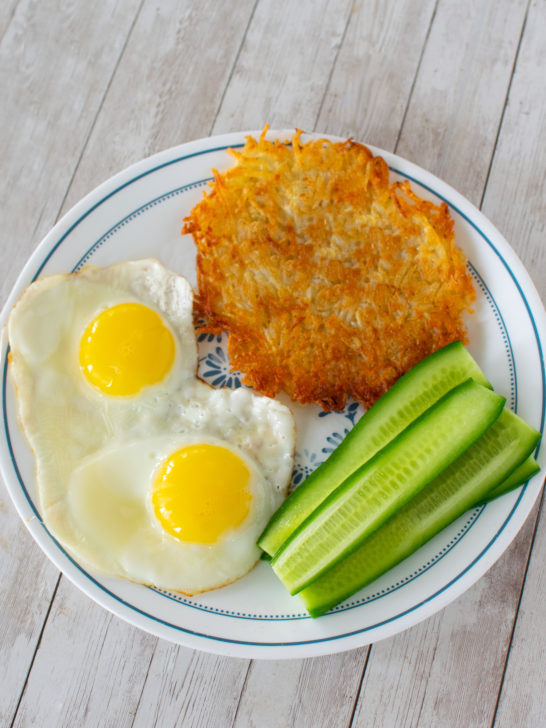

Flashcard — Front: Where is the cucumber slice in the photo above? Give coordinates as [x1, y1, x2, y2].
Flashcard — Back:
[271, 379, 505, 595]
[478, 455, 541, 505]
[259, 341, 491, 557]
[299, 408, 540, 617]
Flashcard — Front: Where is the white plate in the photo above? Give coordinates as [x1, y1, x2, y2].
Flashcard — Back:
[1, 130, 545, 659]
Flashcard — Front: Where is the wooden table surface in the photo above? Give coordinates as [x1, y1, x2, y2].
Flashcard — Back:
[1, 1, 545, 726]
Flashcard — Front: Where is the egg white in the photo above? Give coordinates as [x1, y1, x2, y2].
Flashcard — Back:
[7, 259, 295, 593]
[66, 434, 277, 593]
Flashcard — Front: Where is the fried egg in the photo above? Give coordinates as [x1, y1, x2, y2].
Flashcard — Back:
[8, 259, 295, 594]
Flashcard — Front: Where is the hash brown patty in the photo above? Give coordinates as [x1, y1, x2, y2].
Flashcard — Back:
[183, 130, 475, 411]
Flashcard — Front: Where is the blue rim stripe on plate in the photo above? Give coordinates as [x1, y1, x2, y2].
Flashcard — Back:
[30, 146, 243, 281]
[151, 260, 513, 619]
[0, 253, 510, 623]
[69, 179, 517, 620]
[151, 507, 485, 620]
[2, 140, 544, 647]
[0, 403, 534, 647]
[72, 179, 212, 272]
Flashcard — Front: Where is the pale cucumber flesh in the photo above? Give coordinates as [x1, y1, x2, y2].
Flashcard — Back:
[299, 407, 540, 617]
[271, 379, 505, 595]
[259, 341, 491, 557]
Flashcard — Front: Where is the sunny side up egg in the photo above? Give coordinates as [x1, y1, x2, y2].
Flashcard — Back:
[7, 259, 295, 594]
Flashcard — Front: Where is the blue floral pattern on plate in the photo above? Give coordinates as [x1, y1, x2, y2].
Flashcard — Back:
[195, 317, 223, 344]
[195, 329, 362, 487]
[318, 397, 364, 425]
[291, 449, 324, 490]
[200, 345, 243, 389]
[198, 331, 223, 344]
[322, 429, 350, 455]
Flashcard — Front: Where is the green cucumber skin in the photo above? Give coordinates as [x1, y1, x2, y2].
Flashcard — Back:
[300, 408, 540, 617]
[271, 379, 505, 595]
[258, 341, 491, 557]
[478, 455, 541, 505]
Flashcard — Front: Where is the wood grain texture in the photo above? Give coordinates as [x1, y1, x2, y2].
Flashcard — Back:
[11, 579, 157, 728]
[0, 0, 544, 725]
[344, 1, 544, 725]
[131, 645, 249, 728]
[0, 0, 142, 301]
[60, 0, 256, 216]
[0, 511, 59, 725]
[352, 513, 538, 728]
[493, 502, 546, 727]
[212, 0, 354, 133]
[232, 649, 367, 728]
[316, 0, 437, 147]
[479, 0, 546, 290]
[486, 4, 546, 722]
[397, 0, 528, 204]
[0, 1, 141, 723]
[0, 0, 19, 40]
[352, 614, 443, 728]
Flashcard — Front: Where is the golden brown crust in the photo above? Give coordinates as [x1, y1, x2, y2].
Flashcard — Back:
[183, 129, 475, 411]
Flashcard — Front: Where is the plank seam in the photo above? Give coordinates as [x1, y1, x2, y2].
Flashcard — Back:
[482, 10, 537, 718]
[346, 646, 372, 728]
[490, 488, 546, 728]
[0, 0, 20, 45]
[52, 0, 146, 226]
[479, 0, 531, 210]
[209, 0, 259, 136]
[128, 637, 159, 728]
[393, 0, 440, 154]
[413, 624, 442, 728]
[9, 572, 62, 728]
[229, 659, 253, 727]
[433, 4, 489, 177]
[80, 613, 113, 717]
[313, 0, 357, 132]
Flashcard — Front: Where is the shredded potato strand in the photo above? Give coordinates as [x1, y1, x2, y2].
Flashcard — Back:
[183, 131, 475, 411]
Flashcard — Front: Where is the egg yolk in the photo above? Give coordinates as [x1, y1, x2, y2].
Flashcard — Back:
[79, 303, 175, 396]
[152, 444, 252, 544]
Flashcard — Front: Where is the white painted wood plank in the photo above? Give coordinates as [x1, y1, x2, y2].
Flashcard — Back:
[316, 0, 437, 146]
[352, 612, 443, 728]
[0, 0, 19, 39]
[0, 506, 59, 726]
[353, 514, 538, 728]
[212, 0, 354, 133]
[0, 1, 141, 723]
[1, 0, 543, 725]
[397, 0, 529, 206]
[4, 0, 257, 722]
[416, 513, 540, 728]
[494, 504, 546, 727]
[0, 0, 142, 302]
[485, 3, 546, 722]
[11, 578, 157, 728]
[232, 649, 367, 728]
[350, 0, 544, 723]
[204, 4, 437, 719]
[212, 2, 530, 723]
[4, 2, 257, 725]
[60, 0, 256, 217]
[132, 644, 249, 728]
[352, 513, 537, 728]
[479, 0, 546, 290]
